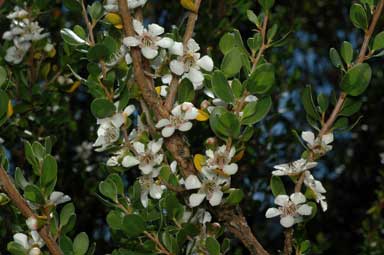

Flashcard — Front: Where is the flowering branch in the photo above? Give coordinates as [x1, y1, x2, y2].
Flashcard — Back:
[319, 0, 384, 138]
[0, 166, 62, 255]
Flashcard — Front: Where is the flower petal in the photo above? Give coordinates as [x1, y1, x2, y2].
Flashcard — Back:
[148, 23, 164, 36]
[186, 68, 204, 84]
[141, 47, 158, 59]
[170, 42, 184, 56]
[123, 36, 140, 47]
[157, 37, 174, 48]
[149, 184, 163, 199]
[162, 126, 176, 137]
[223, 163, 238, 175]
[197, 55, 214, 71]
[187, 39, 200, 52]
[122, 155, 140, 168]
[178, 121, 193, 132]
[170, 60, 185, 75]
[140, 190, 149, 208]
[132, 19, 144, 35]
[133, 142, 145, 154]
[156, 118, 171, 128]
[189, 193, 206, 207]
[280, 216, 295, 228]
[139, 163, 154, 175]
[184, 175, 202, 190]
[265, 208, 281, 218]
[297, 204, 312, 216]
[274, 194, 289, 206]
[208, 190, 223, 206]
[13, 233, 29, 249]
[322, 132, 334, 145]
[290, 192, 306, 205]
[301, 131, 315, 145]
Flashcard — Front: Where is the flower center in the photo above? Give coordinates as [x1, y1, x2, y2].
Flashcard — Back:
[281, 202, 297, 216]
[141, 34, 154, 48]
[182, 53, 196, 70]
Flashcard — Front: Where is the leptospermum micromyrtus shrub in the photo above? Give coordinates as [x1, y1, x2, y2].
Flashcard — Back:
[0, 0, 384, 254]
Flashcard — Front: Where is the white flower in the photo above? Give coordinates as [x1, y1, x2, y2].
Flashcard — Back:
[304, 171, 328, 212]
[138, 173, 165, 208]
[122, 139, 164, 174]
[104, 0, 148, 12]
[48, 191, 71, 206]
[301, 131, 334, 155]
[123, 19, 174, 59]
[169, 39, 213, 89]
[5, 43, 30, 64]
[265, 192, 312, 228]
[182, 208, 212, 225]
[155, 102, 198, 137]
[13, 231, 44, 254]
[202, 145, 238, 176]
[272, 158, 318, 176]
[93, 105, 135, 151]
[26, 217, 38, 230]
[184, 175, 226, 207]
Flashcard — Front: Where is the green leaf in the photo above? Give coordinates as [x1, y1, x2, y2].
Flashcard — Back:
[63, 0, 82, 12]
[350, 3, 368, 30]
[88, 1, 103, 22]
[211, 70, 234, 103]
[317, 94, 329, 113]
[0, 66, 7, 87]
[106, 174, 124, 195]
[177, 79, 195, 103]
[41, 155, 58, 188]
[300, 240, 311, 253]
[226, 189, 244, 205]
[301, 86, 320, 120]
[59, 235, 74, 255]
[241, 96, 272, 125]
[32, 141, 46, 160]
[221, 47, 243, 77]
[340, 41, 353, 64]
[24, 184, 45, 204]
[15, 167, 28, 189]
[329, 48, 343, 68]
[206, 237, 220, 255]
[339, 97, 362, 116]
[340, 63, 372, 96]
[107, 210, 124, 230]
[333, 117, 349, 131]
[258, 0, 275, 10]
[219, 33, 235, 55]
[247, 63, 275, 94]
[90, 98, 116, 118]
[267, 24, 278, 42]
[61, 28, 88, 46]
[88, 44, 110, 61]
[122, 214, 145, 237]
[99, 180, 118, 202]
[270, 176, 286, 196]
[209, 107, 241, 139]
[60, 203, 75, 227]
[372, 31, 384, 51]
[0, 90, 9, 117]
[7, 242, 27, 255]
[73, 232, 89, 255]
[231, 79, 243, 98]
[247, 10, 260, 27]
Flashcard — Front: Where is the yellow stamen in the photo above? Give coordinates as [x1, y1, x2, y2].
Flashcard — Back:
[105, 13, 123, 29]
[155, 86, 162, 95]
[196, 109, 209, 121]
[6, 100, 13, 118]
[233, 150, 245, 162]
[66, 81, 81, 93]
[180, 0, 198, 12]
[193, 154, 206, 172]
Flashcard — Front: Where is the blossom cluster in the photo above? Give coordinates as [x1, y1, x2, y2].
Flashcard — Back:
[2, 6, 51, 64]
[266, 131, 333, 227]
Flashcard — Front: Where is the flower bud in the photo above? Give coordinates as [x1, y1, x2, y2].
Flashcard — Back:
[28, 247, 41, 255]
[0, 193, 10, 205]
[26, 216, 38, 230]
[200, 100, 210, 110]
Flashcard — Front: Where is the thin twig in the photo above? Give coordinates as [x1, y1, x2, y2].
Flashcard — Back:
[144, 231, 173, 255]
[319, 0, 384, 137]
[0, 166, 63, 255]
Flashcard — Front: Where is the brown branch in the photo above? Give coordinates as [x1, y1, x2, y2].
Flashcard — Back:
[0, 166, 63, 255]
[119, 1, 269, 253]
[80, 0, 95, 46]
[283, 228, 294, 255]
[144, 231, 173, 255]
[164, 0, 203, 111]
[214, 206, 270, 255]
[319, 0, 384, 137]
